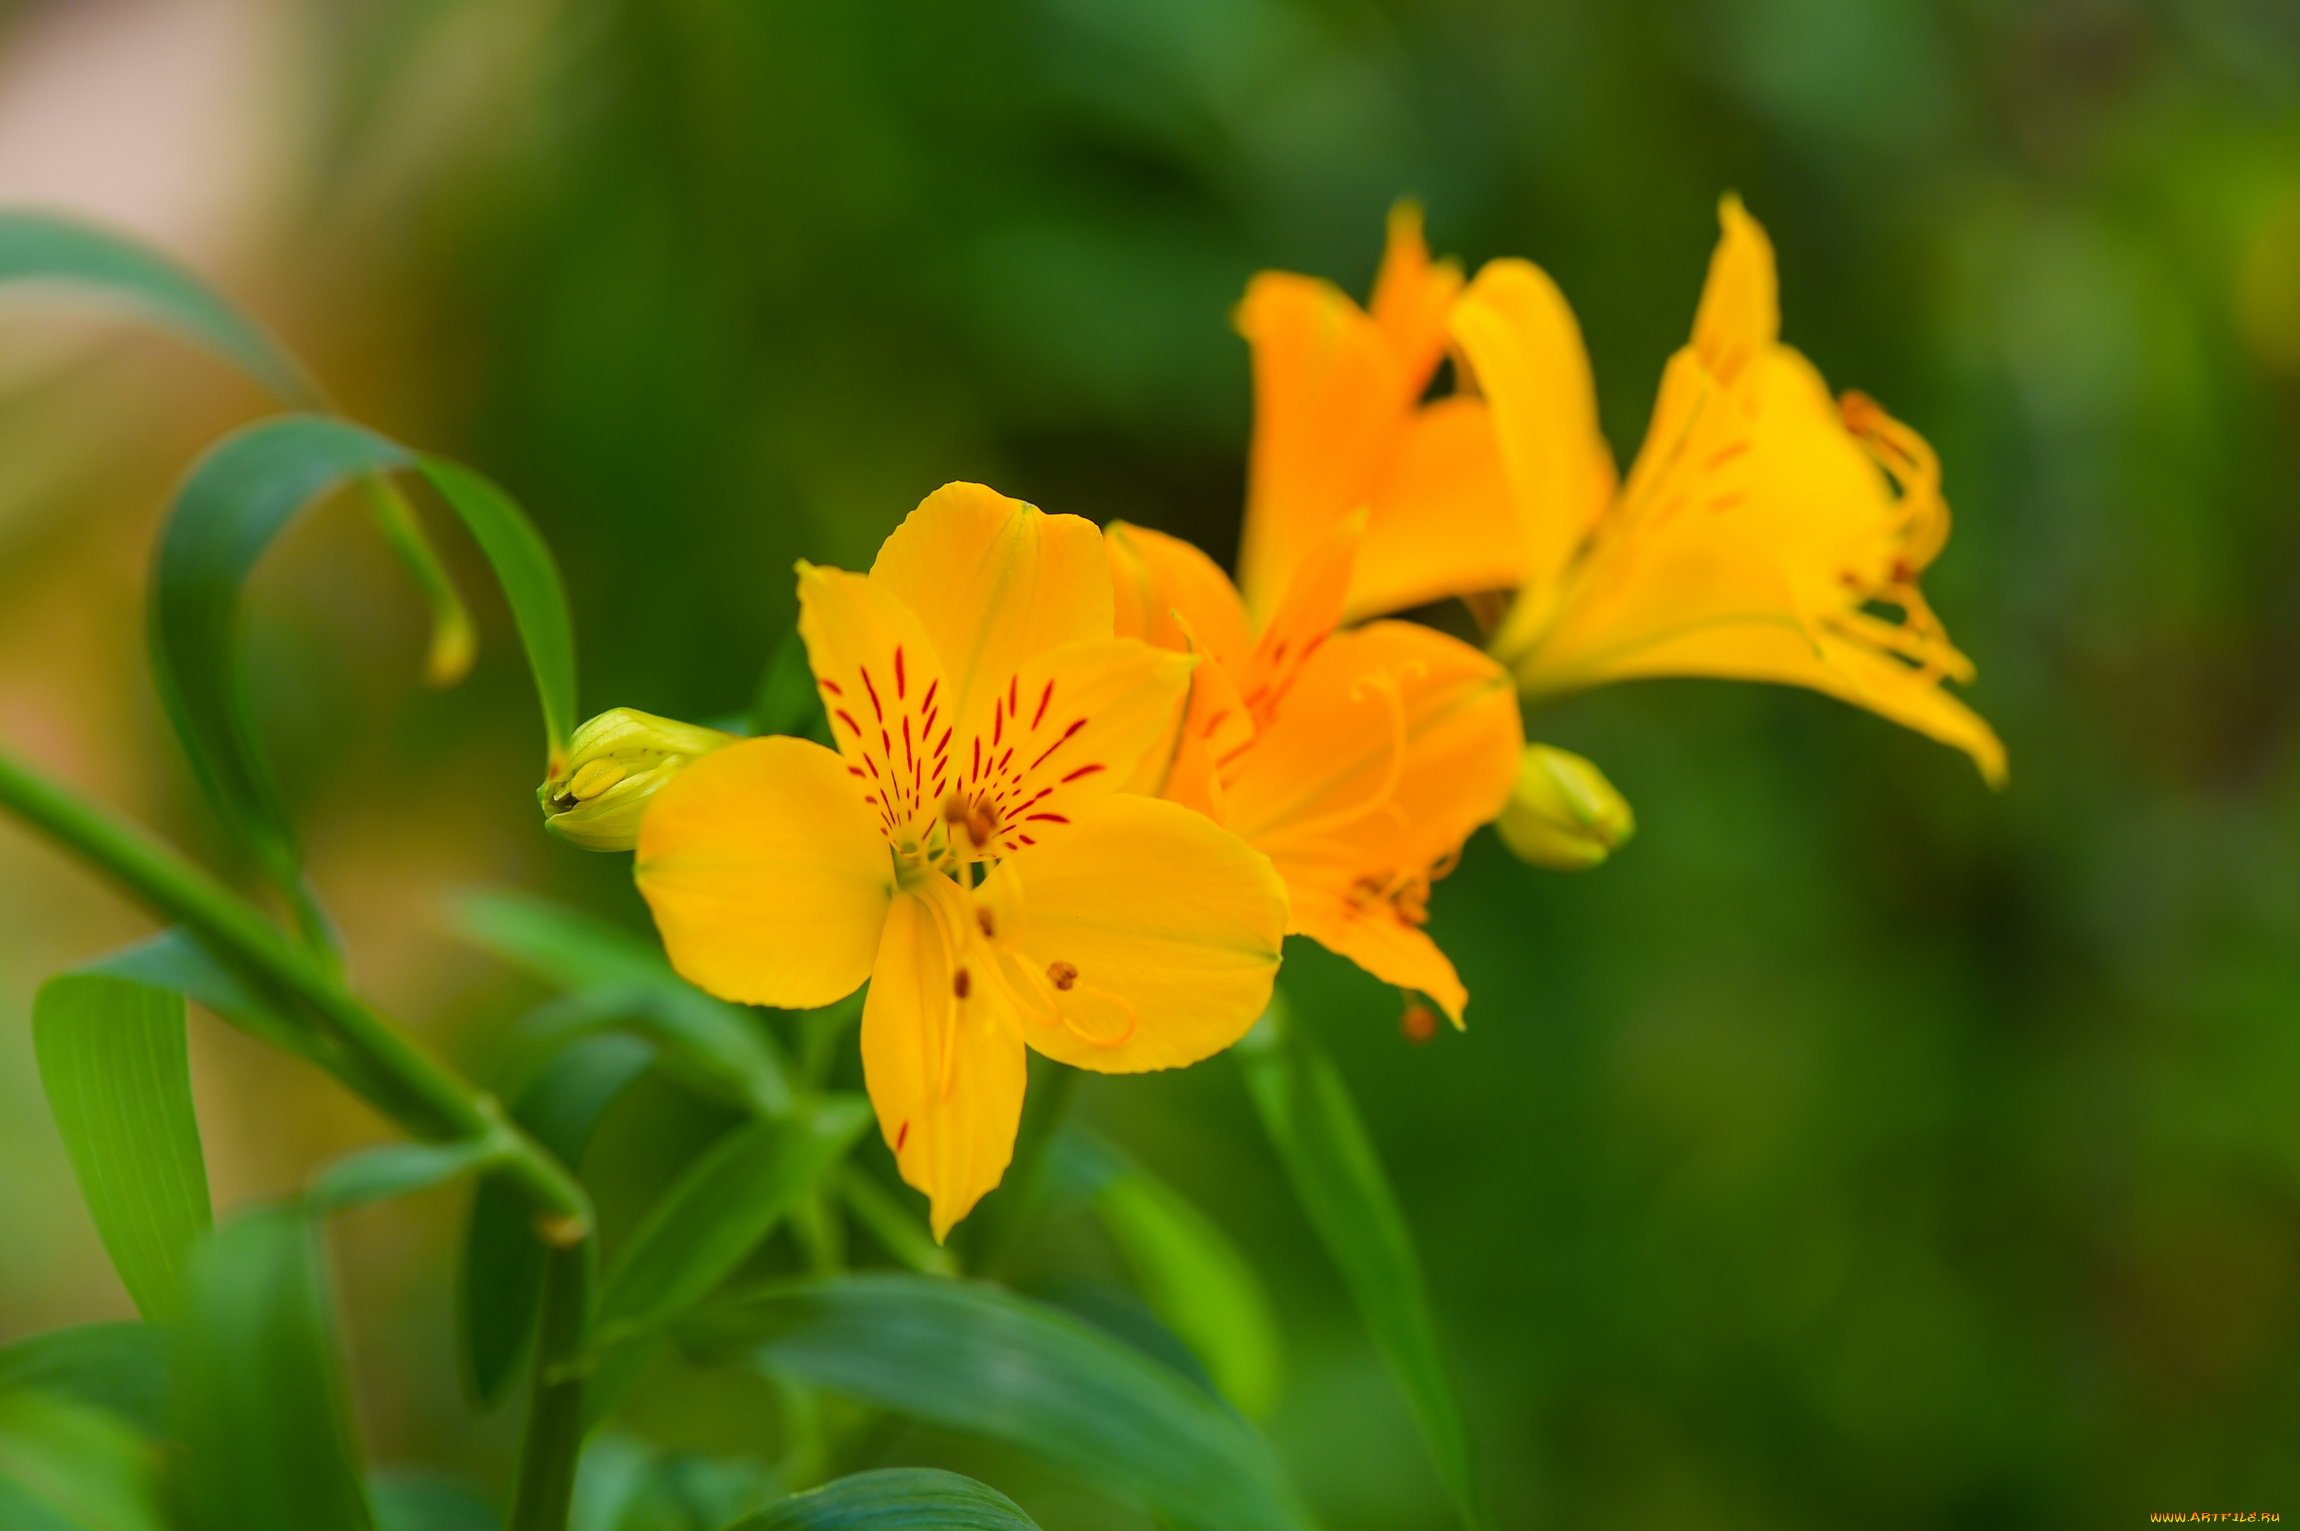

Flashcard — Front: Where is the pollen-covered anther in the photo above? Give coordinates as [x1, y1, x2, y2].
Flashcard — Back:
[953, 967, 971, 999]
[1047, 960, 1078, 991]
[564, 758, 628, 801]
[976, 908, 995, 938]
[943, 793, 999, 850]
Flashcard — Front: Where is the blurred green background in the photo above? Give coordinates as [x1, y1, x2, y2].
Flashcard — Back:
[1, 0, 2298, 1525]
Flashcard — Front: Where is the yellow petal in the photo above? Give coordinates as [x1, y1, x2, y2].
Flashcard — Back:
[1350, 394, 1525, 621]
[976, 794, 1287, 1074]
[944, 637, 1194, 859]
[1449, 257, 1613, 626]
[797, 561, 954, 852]
[1106, 521, 1254, 668]
[861, 887, 1027, 1241]
[1368, 201, 1464, 398]
[1234, 272, 1408, 624]
[1691, 194, 1780, 389]
[869, 482, 1111, 742]
[635, 735, 895, 1009]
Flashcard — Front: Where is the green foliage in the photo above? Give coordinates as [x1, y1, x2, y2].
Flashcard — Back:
[369, 1473, 501, 1531]
[456, 891, 791, 1116]
[683, 1275, 1316, 1531]
[600, 1100, 873, 1337]
[306, 1137, 509, 1216]
[174, 1209, 376, 1531]
[1236, 994, 1481, 1529]
[0, 1389, 169, 1531]
[730, 1468, 1039, 1530]
[31, 975, 212, 1322]
[1054, 1131, 1283, 1418]
[0, 1327, 169, 1440]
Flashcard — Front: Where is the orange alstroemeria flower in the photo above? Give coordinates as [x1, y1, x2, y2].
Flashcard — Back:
[636, 484, 1289, 1237]
[1243, 197, 2005, 787]
[1108, 515, 1521, 1026]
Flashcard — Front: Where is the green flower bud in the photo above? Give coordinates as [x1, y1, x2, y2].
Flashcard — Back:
[1497, 743, 1635, 871]
[538, 708, 736, 851]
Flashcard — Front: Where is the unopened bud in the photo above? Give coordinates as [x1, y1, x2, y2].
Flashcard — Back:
[1497, 744, 1634, 870]
[538, 708, 735, 851]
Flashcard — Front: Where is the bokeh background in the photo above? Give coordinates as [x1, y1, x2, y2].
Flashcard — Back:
[1, 0, 2297, 1524]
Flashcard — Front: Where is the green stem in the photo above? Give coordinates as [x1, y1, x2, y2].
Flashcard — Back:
[508, 1242, 590, 1531]
[0, 745, 591, 1235]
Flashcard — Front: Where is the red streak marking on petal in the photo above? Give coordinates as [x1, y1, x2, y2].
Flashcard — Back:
[894, 645, 906, 698]
[895, 1121, 910, 1152]
[861, 667, 884, 721]
[902, 716, 914, 768]
[835, 709, 864, 737]
[1271, 639, 1289, 663]
[1061, 763, 1105, 783]
[1018, 834, 1036, 845]
[1024, 812, 1070, 824]
[1029, 717, 1089, 770]
[971, 738, 983, 781]
[819, 678, 843, 696]
[1031, 679, 1055, 729]
[934, 727, 952, 756]
[997, 748, 1014, 771]
[1705, 439, 1750, 469]
[992, 702, 1004, 748]
[864, 755, 881, 778]
[880, 729, 893, 758]
[848, 766, 866, 778]
[1009, 676, 1019, 716]
[921, 678, 938, 714]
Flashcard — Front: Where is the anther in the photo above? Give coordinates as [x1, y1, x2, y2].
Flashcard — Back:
[976, 908, 995, 938]
[1047, 961, 1078, 991]
[1400, 1000, 1438, 1045]
[953, 968, 971, 999]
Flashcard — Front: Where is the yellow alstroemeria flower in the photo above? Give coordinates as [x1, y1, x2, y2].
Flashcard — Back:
[635, 483, 1290, 1238]
[1242, 197, 2006, 787]
[1108, 514, 1521, 1026]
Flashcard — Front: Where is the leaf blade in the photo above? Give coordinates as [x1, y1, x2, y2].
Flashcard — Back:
[0, 1325, 169, 1438]
[174, 1208, 377, 1531]
[0, 1389, 169, 1531]
[682, 1275, 1316, 1531]
[32, 974, 212, 1321]
[733, 1468, 1040, 1530]
[1235, 997, 1483, 1529]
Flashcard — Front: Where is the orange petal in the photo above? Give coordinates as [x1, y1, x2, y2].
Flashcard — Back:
[870, 482, 1111, 740]
[977, 794, 1287, 1074]
[862, 887, 1027, 1241]
[1368, 201, 1465, 398]
[1105, 521, 1254, 667]
[1351, 395, 1525, 621]
[635, 735, 895, 1009]
[797, 562, 954, 851]
[1234, 511, 1361, 738]
[1234, 272, 1408, 624]
[1291, 890, 1470, 1026]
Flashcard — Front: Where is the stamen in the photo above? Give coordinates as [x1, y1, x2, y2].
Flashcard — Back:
[1047, 960, 1077, 991]
[953, 967, 970, 999]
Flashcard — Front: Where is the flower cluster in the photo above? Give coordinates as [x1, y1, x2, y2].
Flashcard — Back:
[558, 197, 1999, 1238]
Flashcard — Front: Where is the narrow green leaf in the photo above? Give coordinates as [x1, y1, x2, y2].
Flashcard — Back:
[0, 210, 317, 402]
[457, 890, 790, 1115]
[306, 1136, 506, 1216]
[0, 213, 477, 741]
[1056, 1132, 1283, 1418]
[0, 1325, 169, 1438]
[152, 417, 578, 910]
[369, 1472, 500, 1531]
[464, 1033, 655, 1405]
[1235, 997, 1482, 1529]
[174, 1208, 377, 1531]
[681, 1276, 1316, 1531]
[32, 974, 212, 1321]
[86, 927, 321, 1062]
[0, 1389, 168, 1531]
[837, 1166, 954, 1278]
[600, 1097, 872, 1334]
[732, 1468, 1039, 1530]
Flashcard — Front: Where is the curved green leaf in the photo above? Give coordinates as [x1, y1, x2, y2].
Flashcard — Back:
[0, 210, 317, 403]
[464, 1033, 655, 1405]
[0, 1389, 167, 1531]
[151, 416, 577, 919]
[733, 1468, 1039, 1530]
[1235, 996, 1482, 1529]
[601, 1097, 872, 1335]
[306, 1136, 507, 1216]
[0, 211, 475, 692]
[1056, 1131, 1282, 1417]
[174, 1208, 376, 1531]
[368, 1472, 500, 1531]
[32, 974, 212, 1321]
[0, 1325, 168, 1439]
[681, 1276, 1316, 1531]
[456, 890, 790, 1116]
